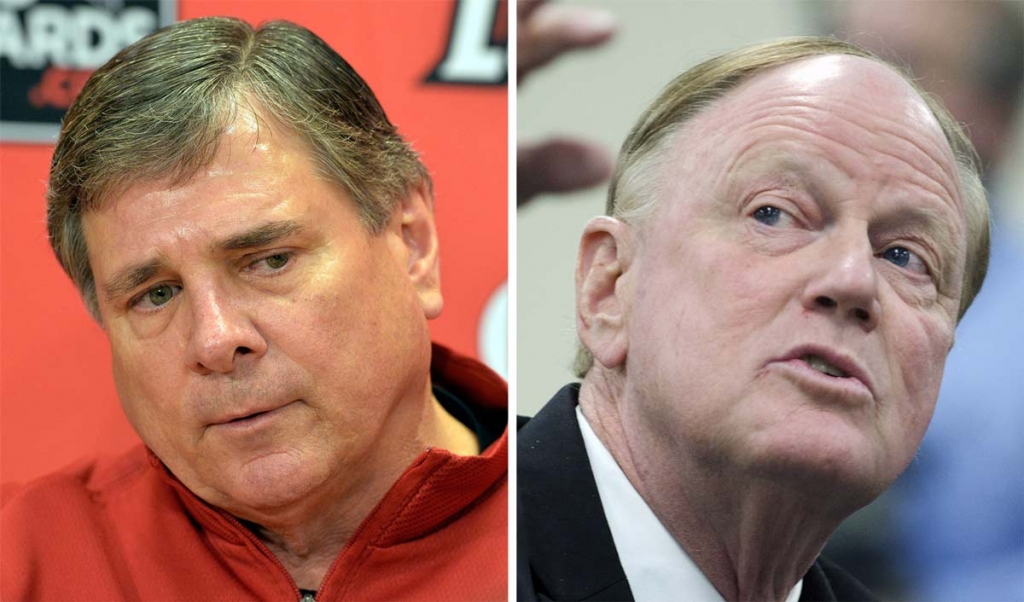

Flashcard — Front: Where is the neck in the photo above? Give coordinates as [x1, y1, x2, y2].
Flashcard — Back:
[241, 386, 479, 590]
[579, 372, 849, 602]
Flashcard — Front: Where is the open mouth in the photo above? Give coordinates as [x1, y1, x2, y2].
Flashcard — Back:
[801, 354, 848, 378]
[771, 349, 873, 403]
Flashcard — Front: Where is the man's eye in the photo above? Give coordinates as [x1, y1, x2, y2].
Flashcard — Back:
[752, 205, 786, 226]
[263, 253, 290, 269]
[880, 246, 929, 275]
[133, 284, 180, 309]
[250, 252, 292, 271]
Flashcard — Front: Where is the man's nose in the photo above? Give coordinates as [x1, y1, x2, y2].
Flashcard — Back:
[801, 228, 881, 331]
[184, 285, 267, 375]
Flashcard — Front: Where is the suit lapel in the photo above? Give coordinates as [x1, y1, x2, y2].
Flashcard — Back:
[518, 384, 634, 601]
[517, 385, 878, 602]
[799, 560, 838, 601]
[799, 556, 877, 601]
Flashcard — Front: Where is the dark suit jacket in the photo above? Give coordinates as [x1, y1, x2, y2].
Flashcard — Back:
[518, 384, 877, 602]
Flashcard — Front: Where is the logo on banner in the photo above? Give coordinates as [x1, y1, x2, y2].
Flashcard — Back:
[0, 0, 175, 143]
[427, 0, 506, 85]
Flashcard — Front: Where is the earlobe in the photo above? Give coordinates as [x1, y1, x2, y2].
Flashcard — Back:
[392, 182, 443, 319]
[576, 216, 631, 370]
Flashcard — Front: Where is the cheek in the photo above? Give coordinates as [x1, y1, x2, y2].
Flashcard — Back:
[885, 312, 953, 445]
[670, 239, 788, 358]
[276, 252, 384, 335]
[108, 337, 186, 454]
[277, 251, 428, 387]
[709, 251, 786, 328]
[629, 237, 781, 405]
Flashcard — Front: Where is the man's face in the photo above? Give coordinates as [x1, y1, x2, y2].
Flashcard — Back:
[83, 113, 440, 515]
[622, 56, 966, 497]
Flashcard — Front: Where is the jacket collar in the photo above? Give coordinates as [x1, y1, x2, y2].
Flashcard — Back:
[518, 383, 634, 601]
[518, 384, 860, 602]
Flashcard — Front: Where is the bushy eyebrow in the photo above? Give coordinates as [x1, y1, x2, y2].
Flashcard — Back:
[216, 220, 304, 252]
[102, 220, 305, 302]
[104, 258, 163, 302]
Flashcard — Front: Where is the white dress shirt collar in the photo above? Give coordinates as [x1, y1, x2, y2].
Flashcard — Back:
[578, 407, 803, 602]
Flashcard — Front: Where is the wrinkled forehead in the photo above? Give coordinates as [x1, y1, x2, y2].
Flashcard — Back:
[654, 54, 964, 217]
[727, 55, 951, 173]
[749, 55, 947, 135]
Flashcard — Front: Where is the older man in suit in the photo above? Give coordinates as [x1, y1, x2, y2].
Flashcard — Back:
[518, 36, 988, 602]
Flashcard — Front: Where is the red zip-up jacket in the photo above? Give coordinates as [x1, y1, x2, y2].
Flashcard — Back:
[2, 344, 507, 601]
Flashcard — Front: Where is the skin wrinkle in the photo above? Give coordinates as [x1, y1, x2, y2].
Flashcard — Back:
[725, 155, 960, 296]
[45, 20, 446, 325]
[694, 118, 965, 309]
[103, 220, 307, 305]
[761, 121, 953, 206]
[218, 220, 304, 252]
[721, 143, 932, 238]
[741, 176, 946, 313]
[621, 379, 841, 599]
[577, 55, 966, 601]
[715, 114, 959, 209]
[782, 56, 957, 170]
[82, 111, 475, 589]
[105, 258, 164, 303]
[869, 207, 957, 290]
[714, 85, 960, 201]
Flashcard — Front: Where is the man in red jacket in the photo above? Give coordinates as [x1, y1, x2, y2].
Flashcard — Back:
[2, 17, 507, 601]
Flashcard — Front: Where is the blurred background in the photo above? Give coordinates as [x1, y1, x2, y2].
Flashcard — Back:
[518, 1, 1024, 600]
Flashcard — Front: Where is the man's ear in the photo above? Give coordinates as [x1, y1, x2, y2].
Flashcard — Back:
[576, 216, 632, 370]
[388, 181, 442, 319]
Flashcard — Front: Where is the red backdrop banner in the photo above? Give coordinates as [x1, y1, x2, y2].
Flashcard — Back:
[0, 0, 507, 487]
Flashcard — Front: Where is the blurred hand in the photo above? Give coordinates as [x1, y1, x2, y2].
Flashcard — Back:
[518, 0, 616, 206]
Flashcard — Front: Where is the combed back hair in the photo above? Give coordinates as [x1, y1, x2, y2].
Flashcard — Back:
[47, 17, 430, 320]
[574, 36, 990, 377]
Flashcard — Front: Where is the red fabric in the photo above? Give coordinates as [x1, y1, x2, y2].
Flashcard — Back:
[1, 345, 507, 601]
